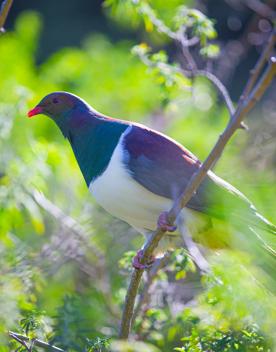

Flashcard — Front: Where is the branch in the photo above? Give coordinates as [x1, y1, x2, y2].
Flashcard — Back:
[132, 253, 171, 323]
[239, 29, 276, 102]
[182, 69, 235, 116]
[138, 52, 246, 130]
[9, 331, 65, 352]
[243, 0, 276, 20]
[119, 30, 276, 339]
[134, 1, 177, 40]
[0, 0, 13, 32]
[169, 58, 276, 217]
[216, 0, 275, 86]
[177, 26, 198, 73]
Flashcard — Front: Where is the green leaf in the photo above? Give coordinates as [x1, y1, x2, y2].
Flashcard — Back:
[200, 44, 220, 58]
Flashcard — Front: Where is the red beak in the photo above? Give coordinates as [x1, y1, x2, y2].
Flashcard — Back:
[27, 106, 43, 118]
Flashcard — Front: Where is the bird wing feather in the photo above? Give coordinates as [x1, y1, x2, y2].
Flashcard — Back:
[122, 124, 275, 234]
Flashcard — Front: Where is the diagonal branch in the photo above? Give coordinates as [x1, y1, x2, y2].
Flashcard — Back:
[119, 30, 276, 340]
[243, 0, 276, 21]
[0, 0, 13, 32]
[9, 331, 65, 352]
[239, 29, 276, 102]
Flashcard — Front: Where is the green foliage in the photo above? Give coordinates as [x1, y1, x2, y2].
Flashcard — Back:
[86, 337, 111, 352]
[104, 0, 188, 33]
[175, 324, 270, 352]
[169, 249, 196, 280]
[199, 44, 220, 59]
[174, 6, 217, 44]
[118, 250, 136, 271]
[1, 2, 276, 352]
[20, 310, 45, 337]
[132, 44, 191, 107]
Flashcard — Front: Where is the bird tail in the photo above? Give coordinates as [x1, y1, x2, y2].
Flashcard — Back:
[249, 228, 276, 293]
[253, 210, 276, 236]
[232, 209, 276, 293]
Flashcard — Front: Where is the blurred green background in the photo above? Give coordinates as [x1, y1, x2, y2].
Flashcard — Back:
[0, 0, 275, 351]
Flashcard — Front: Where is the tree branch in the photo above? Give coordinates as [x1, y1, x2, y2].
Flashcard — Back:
[119, 30, 276, 340]
[243, 0, 276, 21]
[9, 331, 65, 352]
[0, 0, 13, 32]
[137, 52, 247, 129]
[132, 253, 171, 323]
[239, 29, 275, 102]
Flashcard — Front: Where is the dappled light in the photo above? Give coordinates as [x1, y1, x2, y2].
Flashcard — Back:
[0, 1, 275, 351]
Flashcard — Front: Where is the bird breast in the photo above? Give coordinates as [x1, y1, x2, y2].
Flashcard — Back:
[89, 128, 173, 231]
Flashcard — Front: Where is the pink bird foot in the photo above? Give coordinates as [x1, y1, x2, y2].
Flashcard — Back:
[157, 211, 177, 232]
[132, 249, 155, 270]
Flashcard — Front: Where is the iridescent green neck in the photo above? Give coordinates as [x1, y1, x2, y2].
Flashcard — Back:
[63, 112, 128, 186]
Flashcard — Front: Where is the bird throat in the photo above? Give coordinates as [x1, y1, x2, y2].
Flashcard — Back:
[66, 118, 128, 186]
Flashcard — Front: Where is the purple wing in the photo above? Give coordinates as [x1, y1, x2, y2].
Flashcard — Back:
[122, 125, 212, 213]
[122, 125, 276, 251]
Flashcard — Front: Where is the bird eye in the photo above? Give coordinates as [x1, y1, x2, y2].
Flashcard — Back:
[52, 98, 59, 104]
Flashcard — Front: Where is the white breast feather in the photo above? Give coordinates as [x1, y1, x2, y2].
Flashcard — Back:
[89, 126, 201, 234]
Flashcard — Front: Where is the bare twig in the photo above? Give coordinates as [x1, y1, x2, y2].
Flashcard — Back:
[9, 332, 31, 351]
[0, 0, 13, 32]
[183, 68, 236, 116]
[216, 0, 275, 85]
[132, 253, 171, 323]
[9, 331, 65, 352]
[169, 57, 276, 217]
[138, 52, 246, 129]
[243, 0, 276, 21]
[239, 29, 276, 102]
[119, 30, 276, 339]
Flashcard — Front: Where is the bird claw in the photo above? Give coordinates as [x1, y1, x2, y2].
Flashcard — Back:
[157, 211, 177, 232]
[132, 249, 155, 270]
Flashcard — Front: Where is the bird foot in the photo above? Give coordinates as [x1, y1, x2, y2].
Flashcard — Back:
[157, 211, 177, 232]
[132, 250, 155, 270]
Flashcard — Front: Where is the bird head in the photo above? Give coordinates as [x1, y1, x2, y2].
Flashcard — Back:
[27, 91, 94, 137]
[27, 91, 89, 121]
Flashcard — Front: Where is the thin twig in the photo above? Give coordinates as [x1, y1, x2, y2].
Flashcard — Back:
[177, 27, 198, 73]
[132, 253, 171, 323]
[175, 26, 248, 128]
[9, 332, 31, 351]
[9, 331, 65, 352]
[0, 0, 13, 31]
[243, 0, 276, 21]
[138, 53, 245, 129]
[239, 29, 276, 102]
[216, 0, 275, 86]
[119, 30, 276, 340]
[192, 69, 248, 129]
[169, 57, 276, 218]
[182, 68, 235, 115]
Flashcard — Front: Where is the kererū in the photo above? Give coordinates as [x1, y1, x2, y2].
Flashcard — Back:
[28, 92, 276, 273]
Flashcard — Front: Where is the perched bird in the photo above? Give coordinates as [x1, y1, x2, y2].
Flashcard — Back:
[28, 92, 275, 275]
